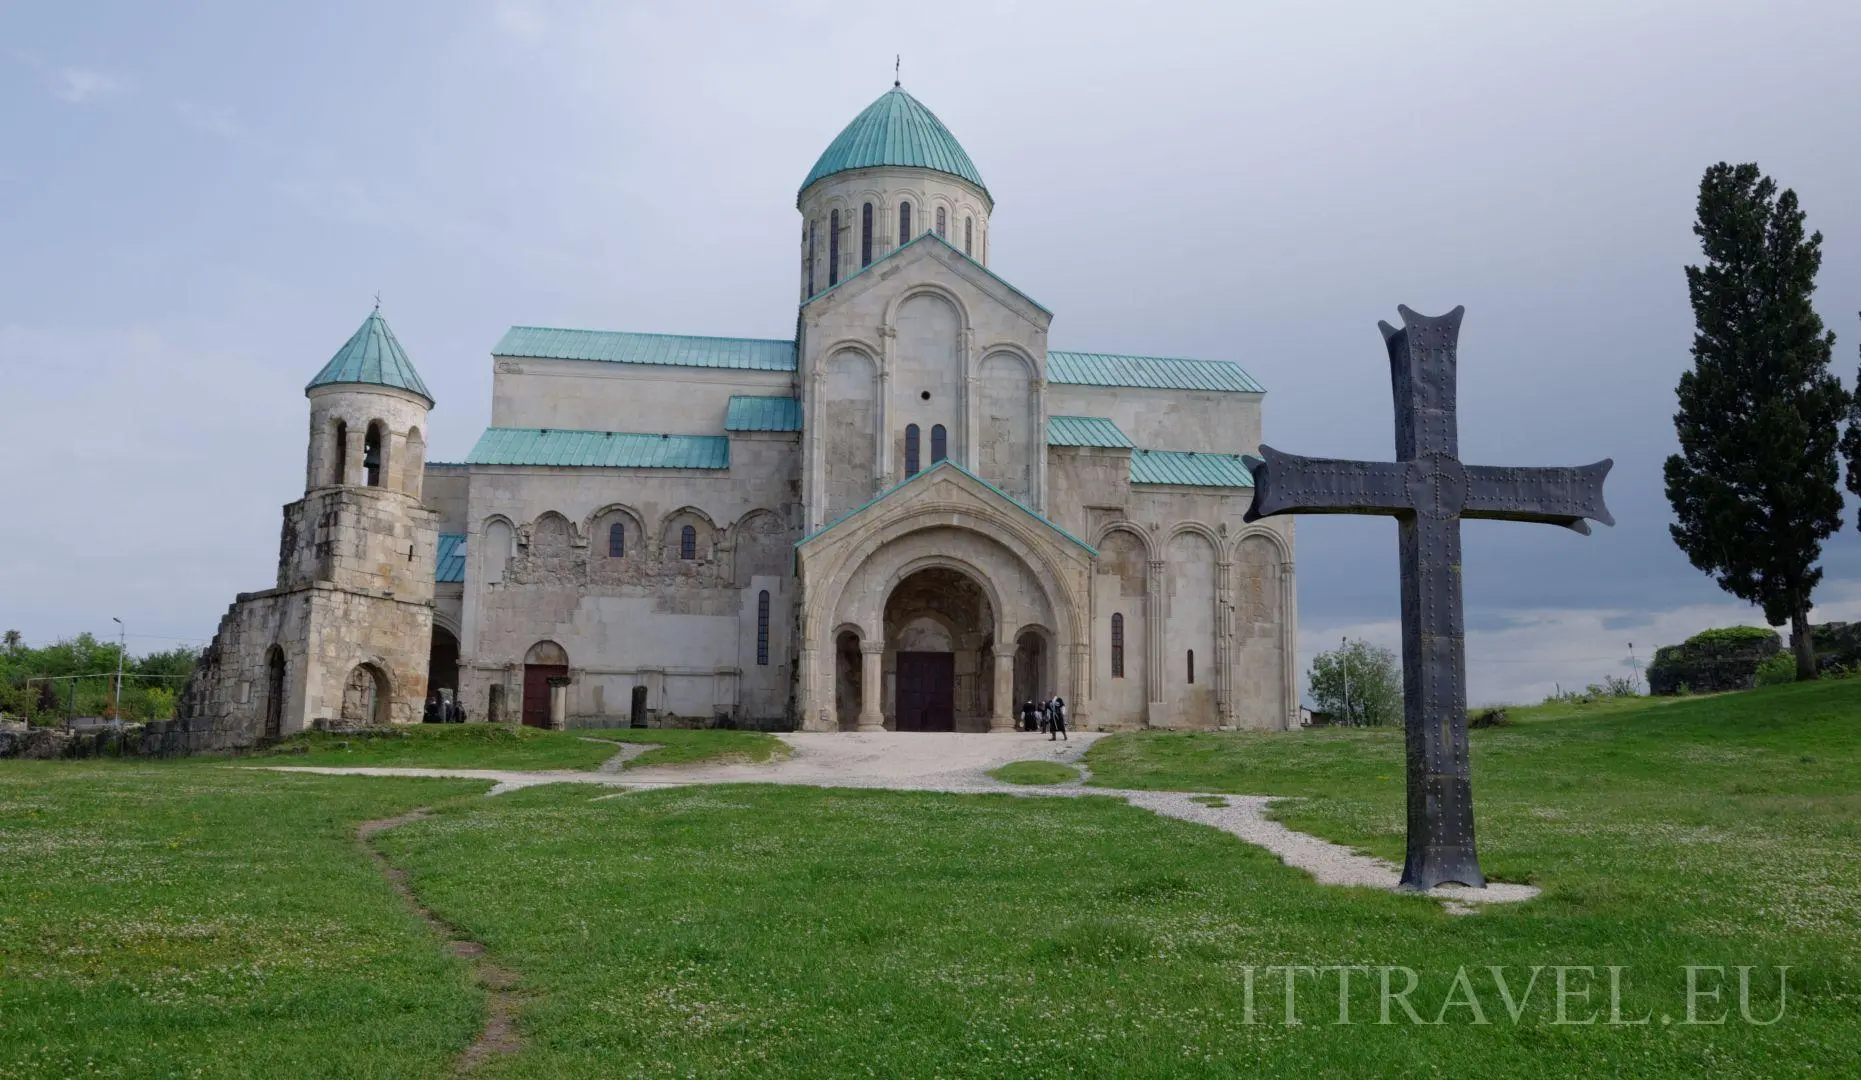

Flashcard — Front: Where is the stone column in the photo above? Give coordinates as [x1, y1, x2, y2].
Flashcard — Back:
[1147, 558, 1168, 705]
[1215, 559, 1233, 727]
[878, 325, 897, 488]
[342, 426, 366, 487]
[857, 641, 886, 732]
[990, 651, 1016, 732]
[546, 677, 569, 731]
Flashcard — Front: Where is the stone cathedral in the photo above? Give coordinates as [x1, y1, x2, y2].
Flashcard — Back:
[182, 83, 1297, 742]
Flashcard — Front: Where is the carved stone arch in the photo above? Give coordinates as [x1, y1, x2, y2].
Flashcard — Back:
[731, 508, 790, 586]
[529, 511, 576, 553]
[831, 621, 867, 644]
[1233, 525, 1292, 564]
[1167, 520, 1223, 550]
[882, 281, 974, 338]
[1094, 521, 1153, 558]
[660, 506, 719, 562]
[877, 553, 1009, 643]
[819, 340, 880, 374]
[480, 514, 517, 585]
[586, 503, 647, 565]
[975, 343, 1038, 380]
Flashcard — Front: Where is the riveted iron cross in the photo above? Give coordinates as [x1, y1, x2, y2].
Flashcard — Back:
[1244, 306, 1613, 891]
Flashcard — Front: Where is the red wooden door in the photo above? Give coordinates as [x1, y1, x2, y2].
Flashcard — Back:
[522, 664, 566, 728]
[895, 652, 955, 731]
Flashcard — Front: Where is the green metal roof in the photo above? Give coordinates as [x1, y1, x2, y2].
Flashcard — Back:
[1048, 351, 1264, 393]
[494, 327, 796, 372]
[1047, 415, 1133, 448]
[465, 428, 730, 469]
[800, 86, 988, 198]
[725, 395, 802, 432]
[435, 534, 466, 583]
[1129, 449, 1255, 488]
[801, 459, 1094, 554]
[306, 308, 433, 402]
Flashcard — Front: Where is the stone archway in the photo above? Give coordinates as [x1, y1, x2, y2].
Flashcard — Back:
[341, 663, 390, 726]
[883, 567, 995, 732]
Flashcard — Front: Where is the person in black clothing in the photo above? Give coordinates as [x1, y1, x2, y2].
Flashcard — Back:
[1049, 695, 1068, 741]
[1019, 700, 1037, 732]
[424, 693, 442, 724]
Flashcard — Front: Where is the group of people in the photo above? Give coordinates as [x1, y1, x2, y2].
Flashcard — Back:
[422, 690, 467, 724]
[1017, 696, 1068, 740]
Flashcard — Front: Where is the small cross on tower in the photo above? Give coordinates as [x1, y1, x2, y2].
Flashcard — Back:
[1244, 305, 1613, 891]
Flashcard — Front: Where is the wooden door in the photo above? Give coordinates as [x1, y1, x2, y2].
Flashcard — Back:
[895, 652, 955, 731]
[522, 664, 566, 728]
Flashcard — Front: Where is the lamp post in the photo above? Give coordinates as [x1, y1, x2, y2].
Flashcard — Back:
[111, 617, 124, 722]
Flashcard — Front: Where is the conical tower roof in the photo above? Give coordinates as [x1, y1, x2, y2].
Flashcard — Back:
[800, 86, 987, 198]
[305, 307, 433, 404]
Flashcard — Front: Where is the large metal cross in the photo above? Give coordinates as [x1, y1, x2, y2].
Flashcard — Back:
[1244, 306, 1613, 891]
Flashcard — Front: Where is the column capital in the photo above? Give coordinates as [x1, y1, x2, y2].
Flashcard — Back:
[879, 324, 898, 339]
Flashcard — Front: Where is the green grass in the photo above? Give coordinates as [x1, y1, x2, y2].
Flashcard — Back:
[0, 764, 488, 1078]
[247, 723, 786, 771]
[3, 683, 1857, 1076]
[988, 760, 1080, 785]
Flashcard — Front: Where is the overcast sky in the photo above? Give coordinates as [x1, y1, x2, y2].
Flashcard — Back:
[5, 0, 1861, 704]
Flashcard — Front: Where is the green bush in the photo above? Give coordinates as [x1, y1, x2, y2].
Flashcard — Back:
[1683, 625, 1778, 647]
[1754, 652, 1797, 687]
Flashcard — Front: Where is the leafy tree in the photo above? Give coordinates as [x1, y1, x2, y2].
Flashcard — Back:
[2, 630, 19, 654]
[1307, 639, 1403, 726]
[1664, 162, 1846, 681]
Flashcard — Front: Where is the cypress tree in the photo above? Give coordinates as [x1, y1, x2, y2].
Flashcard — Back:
[1664, 162, 1845, 681]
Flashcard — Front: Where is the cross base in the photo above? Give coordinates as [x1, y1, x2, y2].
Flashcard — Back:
[1399, 845, 1486, 892]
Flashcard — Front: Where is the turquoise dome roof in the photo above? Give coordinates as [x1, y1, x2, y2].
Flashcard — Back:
[306, 308, 433, 404]
[800, 86, 988, 198]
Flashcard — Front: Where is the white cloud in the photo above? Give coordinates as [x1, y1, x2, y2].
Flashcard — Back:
[52, 67, 125, 103]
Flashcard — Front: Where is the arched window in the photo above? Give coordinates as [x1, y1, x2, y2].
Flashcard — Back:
[807, 220, 816, 296]
[829, 209, 840, 286]
[861, 202, 873, 267]
[756, 590, 771, 666]
[964, 216, 973, 256]
[1187, 650, 1196, 685]
[904, 424, 920, 477]
[1111, 613, 1125, 678]
[935, 206, 946, 236]
[680, 524, 697, 560]
[362, 423, 383, 487]
[608, 521, 625, 558]
[332, 420, 348, 485]
[930, 424, 948, 463]
[898, 202, 912, 245]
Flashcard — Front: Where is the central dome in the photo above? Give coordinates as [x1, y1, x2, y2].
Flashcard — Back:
[799, 86, 988, 199]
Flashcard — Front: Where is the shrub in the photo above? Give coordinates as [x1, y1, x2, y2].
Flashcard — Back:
[1684, 625, 1779, 647]
[1754, 652, 1797, 687]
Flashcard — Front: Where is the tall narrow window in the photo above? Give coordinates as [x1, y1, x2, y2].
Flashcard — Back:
[904, 424, 921, 477]
[680, 525, 697, 560]
[930, 424, 947, 463]
[362, 423, 383, 487]
[1111, 613, 1125, 678]
[807, 220, 816, 296]
[935, 207, 946, 236]
[861, 202, 873, 266]
[964, 216, 973, 256]
[829, 209, 840, 286]
[332, 420, 348, 485]
[898, 202, 912, 245]
[608, 522, 625, 558]
[1187, 650, 1196, 685]
[756, 590, 771, 666]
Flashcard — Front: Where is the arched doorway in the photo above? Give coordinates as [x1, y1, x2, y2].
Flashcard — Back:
[522, 641, 568, 728]
[341, 664, 389, 725]
[263, 646, 286, 740]
[884, 567, 994, 732]
[1013, 628, 1049, 710]
[427, 626, 460, 700]
[834, 630, 862, 732]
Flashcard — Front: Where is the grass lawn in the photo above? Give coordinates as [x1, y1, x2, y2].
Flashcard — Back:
[2, 683, 1856, 1076]
[245, 724, 786, 771]
[989, 760, 1081, 785]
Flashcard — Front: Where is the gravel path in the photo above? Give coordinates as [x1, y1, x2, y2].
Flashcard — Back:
[260, 730, 1536, 909]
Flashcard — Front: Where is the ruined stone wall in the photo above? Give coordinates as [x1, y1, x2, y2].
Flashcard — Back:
[277, 487, 439, 602]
